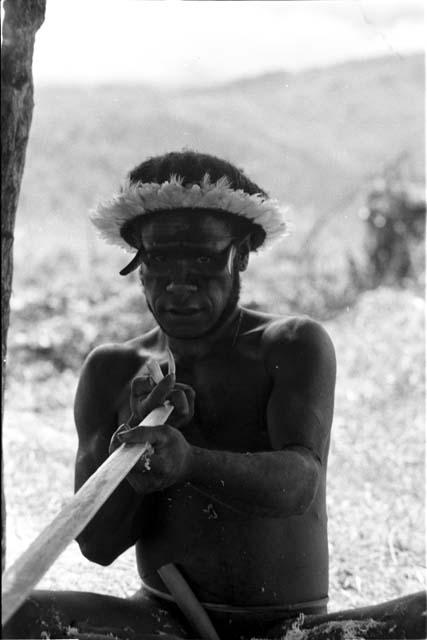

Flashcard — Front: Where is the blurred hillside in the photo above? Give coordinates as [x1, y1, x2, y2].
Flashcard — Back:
[16, 52, 424, 267]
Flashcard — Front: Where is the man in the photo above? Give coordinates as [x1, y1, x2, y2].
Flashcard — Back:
[75, 150, 335, 638]
[4, 151, 424, 639]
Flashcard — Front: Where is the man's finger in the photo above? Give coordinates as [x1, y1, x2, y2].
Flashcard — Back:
[109, 424, 129, 455]
[169, 389, 190, 420]
[174, 383, 196, 416]
[144, 373, 176, 412]
[131, 375, 154, 397]
[174, 382, 196, 397]
[130, 376, 154, 417]
[117, 424, 168, 446]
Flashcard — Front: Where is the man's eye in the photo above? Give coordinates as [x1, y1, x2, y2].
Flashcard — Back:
[196, 255, 212, 264]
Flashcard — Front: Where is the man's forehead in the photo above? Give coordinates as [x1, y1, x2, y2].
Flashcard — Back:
[140, 211, 235, 249]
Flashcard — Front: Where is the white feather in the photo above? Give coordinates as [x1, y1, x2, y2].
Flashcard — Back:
[90, 175, 289, 253]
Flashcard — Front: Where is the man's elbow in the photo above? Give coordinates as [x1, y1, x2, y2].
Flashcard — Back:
[276, 451, 321, 517]
[294, 480, 318, 515]
[293, 454, 320, 515]
[77, 537, 117, 567]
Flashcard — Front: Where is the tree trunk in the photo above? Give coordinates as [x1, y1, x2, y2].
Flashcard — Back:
[1, 0, 46, 573]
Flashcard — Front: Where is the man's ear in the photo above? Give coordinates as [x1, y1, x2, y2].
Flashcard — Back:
[237, 236, 251, 272]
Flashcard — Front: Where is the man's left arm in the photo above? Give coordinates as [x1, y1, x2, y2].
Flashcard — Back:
[185, 318, 336, 517]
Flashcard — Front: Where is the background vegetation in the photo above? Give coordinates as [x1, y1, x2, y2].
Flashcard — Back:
[3, 53, 425, 612]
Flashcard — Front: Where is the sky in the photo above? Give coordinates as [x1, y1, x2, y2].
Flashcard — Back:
[14, 0, 427, 87]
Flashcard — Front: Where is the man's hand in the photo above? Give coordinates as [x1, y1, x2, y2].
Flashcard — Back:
[128, 372, 195, 428]
[113, 422, 194, 493]
[109, 371, 195, 493]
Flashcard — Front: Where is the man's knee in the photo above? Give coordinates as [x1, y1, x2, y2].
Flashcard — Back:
[2, 590, 63, 639]
[2, 589, 192, 640]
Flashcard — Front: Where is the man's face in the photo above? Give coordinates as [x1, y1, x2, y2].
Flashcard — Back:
[138, 212, 242, 338]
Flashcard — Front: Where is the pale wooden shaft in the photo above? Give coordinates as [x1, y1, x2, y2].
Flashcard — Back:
[2, 404, 173, 626]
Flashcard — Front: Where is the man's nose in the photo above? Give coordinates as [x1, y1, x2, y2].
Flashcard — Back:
[165, 261, 198, 295]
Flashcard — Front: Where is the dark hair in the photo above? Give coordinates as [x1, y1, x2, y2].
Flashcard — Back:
[123, 150, 267, 250]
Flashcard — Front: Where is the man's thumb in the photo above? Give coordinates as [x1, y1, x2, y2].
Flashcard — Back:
[145, 373, 175, 410]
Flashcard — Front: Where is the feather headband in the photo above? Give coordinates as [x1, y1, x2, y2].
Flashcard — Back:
[90, 174, 289, 253]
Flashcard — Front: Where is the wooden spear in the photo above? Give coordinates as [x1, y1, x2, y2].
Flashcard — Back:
[2, 354, 220, 640]
[1, 403, 173, 626]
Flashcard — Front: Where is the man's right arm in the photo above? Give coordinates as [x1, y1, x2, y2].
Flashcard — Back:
[74, 344, 146, 566]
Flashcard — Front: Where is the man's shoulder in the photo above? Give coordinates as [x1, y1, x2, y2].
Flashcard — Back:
[243, 309, 335, 377]
[243, 308, 332, 349]
[263, 314, 333, 348]
[81, 327, 161, 382]
[75, 328, 163, 425]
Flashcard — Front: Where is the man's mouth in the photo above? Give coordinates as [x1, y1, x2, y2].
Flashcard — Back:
[164, 307, 203, 317]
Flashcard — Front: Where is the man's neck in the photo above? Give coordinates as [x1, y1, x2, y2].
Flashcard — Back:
[162, 306, 242, 363]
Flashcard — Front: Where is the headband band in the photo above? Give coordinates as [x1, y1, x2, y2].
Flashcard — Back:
[90, 174, 289, 253]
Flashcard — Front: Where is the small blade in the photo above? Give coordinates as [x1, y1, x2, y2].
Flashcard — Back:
[166, 347, 176, 376]
[145, 359, 164, 384]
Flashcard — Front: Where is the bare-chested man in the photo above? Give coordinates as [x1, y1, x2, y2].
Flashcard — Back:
[4, 151, 425, 640]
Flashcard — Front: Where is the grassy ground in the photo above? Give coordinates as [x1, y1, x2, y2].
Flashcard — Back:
[3, 250, 425, 613]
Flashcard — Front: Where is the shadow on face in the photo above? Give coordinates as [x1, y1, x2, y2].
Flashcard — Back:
[137, 211, 248, 338]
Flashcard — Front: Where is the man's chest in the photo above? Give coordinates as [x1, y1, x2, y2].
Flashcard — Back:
[176, 352, 273, 452]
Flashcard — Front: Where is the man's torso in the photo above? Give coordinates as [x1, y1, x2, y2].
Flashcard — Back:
[110, 308, 329, 606]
